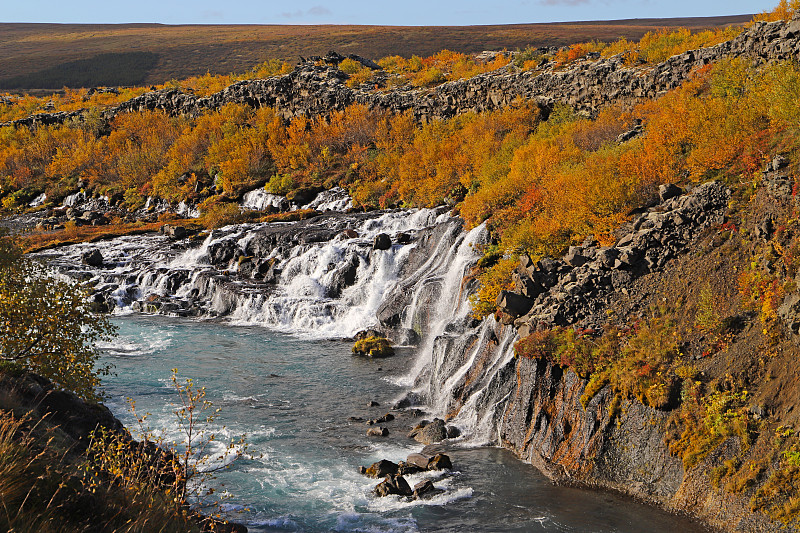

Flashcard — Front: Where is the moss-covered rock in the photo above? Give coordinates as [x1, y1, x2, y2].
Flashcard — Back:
[352, 336, 394, 358]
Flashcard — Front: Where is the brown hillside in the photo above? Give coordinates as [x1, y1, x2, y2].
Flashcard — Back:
[0, 15, 752, 91]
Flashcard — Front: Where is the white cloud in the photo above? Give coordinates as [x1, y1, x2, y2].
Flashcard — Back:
[280, 5, 332, 19]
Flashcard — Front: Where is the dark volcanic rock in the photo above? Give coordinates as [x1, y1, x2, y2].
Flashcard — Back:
[373, 474, 413, 497]
[427, 453, 453, 471]
[7, 19, 800, 128]
[373, 233, 392, 250]
[496, 290, 535, 319]
[160, 224, 188, 240]
[81, 249, 104, 267]
[512, 181, 730, 334]
[362, 459, 399, 478]
[0, 370, 123, 454]
[367, 426, 389, 437]
[413, 479, 444, 500]
[410, 418, 448, 444]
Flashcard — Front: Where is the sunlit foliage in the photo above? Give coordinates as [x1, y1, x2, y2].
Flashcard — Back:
[0, 235, 114, 400]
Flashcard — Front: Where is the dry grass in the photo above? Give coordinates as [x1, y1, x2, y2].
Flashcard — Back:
[19, 220, 187, 253]
[0, 15, 753, 91]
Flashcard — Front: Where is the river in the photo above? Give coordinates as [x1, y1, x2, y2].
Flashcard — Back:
[99, 314, 709, 533]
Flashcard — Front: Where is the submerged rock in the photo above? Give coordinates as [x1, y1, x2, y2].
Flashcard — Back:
[366, 426, 389, 437]
[367, 413, 395, 425]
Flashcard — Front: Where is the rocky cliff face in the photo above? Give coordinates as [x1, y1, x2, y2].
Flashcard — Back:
[499, 356, 783, 532]
[5, 15, 800, 129]
[498, 181, 729, 334]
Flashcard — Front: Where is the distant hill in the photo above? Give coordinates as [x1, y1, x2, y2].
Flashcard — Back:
[0, 16, 753, 92]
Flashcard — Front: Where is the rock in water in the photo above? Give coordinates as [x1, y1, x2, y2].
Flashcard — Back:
[81, 249, 104, 267]
[362, 459, 399, 478]
[368, 413, 394, 425]
[413, 479, 444, 500]
[367, 426, 389, 437]
[372, 233, 391, 250]
[373, 474, 412, 497]
[412, 418, 448, 444]
[160, 224, 188, 239]
[396, 461, 424, 476]
[352, 336, 394, 357]
[427, 454, 453, 471]
[405, 453, 431, 470]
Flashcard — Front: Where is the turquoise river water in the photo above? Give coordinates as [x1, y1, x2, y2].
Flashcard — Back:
[99, 314, 710, 533]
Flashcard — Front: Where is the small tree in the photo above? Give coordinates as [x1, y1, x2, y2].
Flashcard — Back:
[92, 369, 248, 515]
[168, 368, 247, 506]
[0, 234, 115, 400]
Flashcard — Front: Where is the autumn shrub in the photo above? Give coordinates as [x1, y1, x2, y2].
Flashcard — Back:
[597, 26, 742, 65]
[752, 0, 800, 23]
[515, 314, 681, 410]
[739, 256, 785, 340]
[514, 327, 616, 377]
[552, 42, 604, 67]
[339, 58, 374, 88]
[198, 199, 247, 228]
[667, 388, 755, 469]
[748, 427, 800, 524]
[378, 50, 510, 87]
[470, 256, 517, 319]
[0, 235, 114, 401]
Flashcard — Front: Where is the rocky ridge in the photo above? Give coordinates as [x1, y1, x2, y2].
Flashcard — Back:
[497, 180, 730, 333]
[4, 15, 800, 129]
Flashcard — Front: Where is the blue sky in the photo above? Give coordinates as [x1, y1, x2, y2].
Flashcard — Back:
[4, 1, 779, 25]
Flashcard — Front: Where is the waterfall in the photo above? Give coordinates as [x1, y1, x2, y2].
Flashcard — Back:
[37, 206, 518, 445]
[38, 208, 448, 337]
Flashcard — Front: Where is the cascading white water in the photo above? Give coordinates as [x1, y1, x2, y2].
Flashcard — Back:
[29, 193, 47, 207]
[241, 186, 353, 213]
[39, 208, 456, 337]
[301, 187, 353, 212]
[445, 325, 518, 445]
[62, 191, 85, 207]
[241, 189, 289, 211]
[38, 206, 518, 447]
[394, 223, 488, 387]
[376, 219, 521, 446]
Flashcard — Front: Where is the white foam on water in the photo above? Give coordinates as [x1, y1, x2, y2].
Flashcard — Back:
[247, 516, 301, 529]
[367, 484, 474, 513]
[334, 513, 418, 533]
[97, 329, 174, 356]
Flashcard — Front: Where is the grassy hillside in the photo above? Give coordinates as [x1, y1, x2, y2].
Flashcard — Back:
[0, 15, 752, 91]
